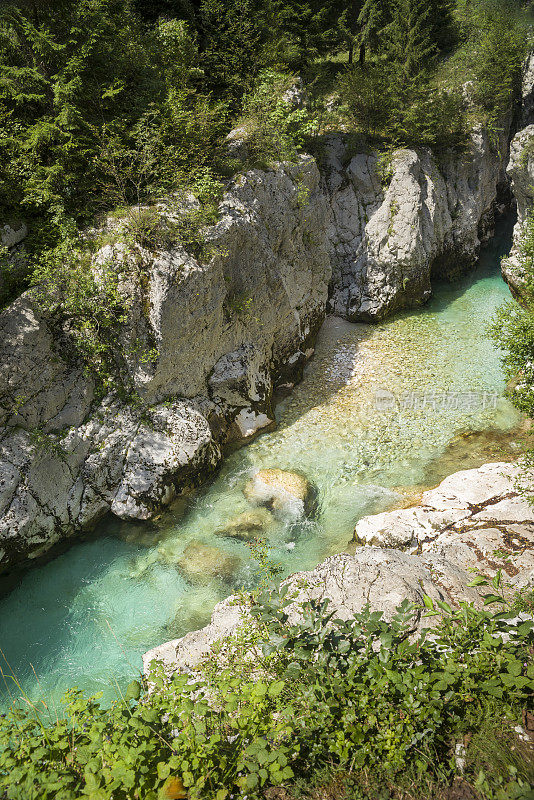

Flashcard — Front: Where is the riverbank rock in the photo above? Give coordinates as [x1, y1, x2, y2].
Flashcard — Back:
[215, 508, 273, 541]
[244, 469, 316, 518]
[143, 461, 534, 678]
[352, 462, 534, 584]
[503, 124, 534, 302]
[325, 122, 510, 321]
[177, 541, 241, 584]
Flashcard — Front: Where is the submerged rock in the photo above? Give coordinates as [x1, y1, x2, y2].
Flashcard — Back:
[244, 468, 316, 518]
[214, 508, 273, 541]
[177, 541, 241, 584]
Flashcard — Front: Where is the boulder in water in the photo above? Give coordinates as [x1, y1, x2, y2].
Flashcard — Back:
[244, 468, 316, 519]
[177, 541, 240, 584]
[215, 508, 273, 541]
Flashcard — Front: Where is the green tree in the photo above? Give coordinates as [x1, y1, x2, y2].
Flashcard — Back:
[198, 0, 272, 102]
[356, 0, 386, 64]
[382, 0, 437, 83]
[336, 0, 364, 64]
[133, 0, 199, 24]
[270, 0, 341, 70]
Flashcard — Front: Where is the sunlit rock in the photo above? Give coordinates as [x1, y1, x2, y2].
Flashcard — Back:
[353, 462, 534, 579]
[244, 468, 316, 519]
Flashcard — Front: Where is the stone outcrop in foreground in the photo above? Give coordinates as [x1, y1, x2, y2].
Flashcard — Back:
[143, 462, 534, 677]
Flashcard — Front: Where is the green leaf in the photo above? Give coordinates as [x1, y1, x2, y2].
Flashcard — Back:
[246, 773, 259, 789]
[125, 680, 142, 701]
[468, 576, 489, 587]
[157, 762, 171, 781]
[482, 594, 504, 605]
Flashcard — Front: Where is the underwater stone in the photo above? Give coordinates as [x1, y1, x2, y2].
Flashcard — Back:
[177, 541, 241, 584]
[214, 508, 273, 541]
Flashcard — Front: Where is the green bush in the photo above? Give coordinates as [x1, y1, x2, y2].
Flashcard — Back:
[30, 233, 127, 389]
[0, 586, 532, 800]
[491, 210, 534, 421]
[237, 69, 318, 166]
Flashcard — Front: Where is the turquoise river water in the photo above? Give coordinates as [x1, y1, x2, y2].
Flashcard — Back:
[0, 219, 525, 710]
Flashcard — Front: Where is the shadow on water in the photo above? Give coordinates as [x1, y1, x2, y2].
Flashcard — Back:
[0, 212, 524, 711]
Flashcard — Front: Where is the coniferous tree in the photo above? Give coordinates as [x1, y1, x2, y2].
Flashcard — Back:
[198, 0, 272, 101]
[356, 0, 387, 64]
[382, 0, 436, 82]
[132, 0, 199, 25]
[336, 0, 364, 63]
[269, 0, 342, 70]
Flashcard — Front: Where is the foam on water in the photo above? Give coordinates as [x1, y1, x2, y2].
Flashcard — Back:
[0, 218, 523, 709]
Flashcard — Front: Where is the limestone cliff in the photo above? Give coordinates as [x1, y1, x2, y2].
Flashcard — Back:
[502, 54, 534, 300]
[326, 126, 509, 321]
[0, 112, 520, 571]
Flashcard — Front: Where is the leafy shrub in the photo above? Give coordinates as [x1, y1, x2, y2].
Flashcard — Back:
[238, 70, 318, 166]
[30, 234, 127, 389]
[491, 209, 534, 422]
[0, 586, 532, 800]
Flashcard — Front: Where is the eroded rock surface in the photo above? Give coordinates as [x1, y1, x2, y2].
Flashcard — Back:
[143, 462, 534, 678]
[504, 124, 534, 300]
[0, 159, 330, 571]
[325, 126, 509, 321]
[354, 463, 534, 580]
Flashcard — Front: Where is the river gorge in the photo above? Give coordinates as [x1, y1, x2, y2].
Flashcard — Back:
[0, 214, 525, 709]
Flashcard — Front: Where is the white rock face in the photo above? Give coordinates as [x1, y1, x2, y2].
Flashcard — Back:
[0, 159, 330, 570]
[354, 463, 534, 578]
[143, 462, 534, 678]
[326, 126, 509, 321]
[504, 125, 534, 299]
[500, 53, 534, 299]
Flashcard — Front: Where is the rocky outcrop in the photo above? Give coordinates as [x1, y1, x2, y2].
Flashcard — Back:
[143, 462, 534, 677]
[500, 54, 534, 300]
[0, 113, 520, 569]
[353, 462, 534, 576]
[503, 125, 534, 300]
[325, 125, 509, 321]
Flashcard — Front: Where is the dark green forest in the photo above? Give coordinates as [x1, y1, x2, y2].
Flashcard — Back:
[0, 0, 531, 283]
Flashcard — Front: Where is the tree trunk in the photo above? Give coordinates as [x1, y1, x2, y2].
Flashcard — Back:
[359, 42, 366, 65]
[348, 43, 354, 64]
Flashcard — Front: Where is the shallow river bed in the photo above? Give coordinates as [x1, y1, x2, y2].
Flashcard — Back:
[0, 220, 524, 709]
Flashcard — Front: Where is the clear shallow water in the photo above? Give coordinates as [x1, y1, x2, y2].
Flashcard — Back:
[0, 220, 524, 710]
